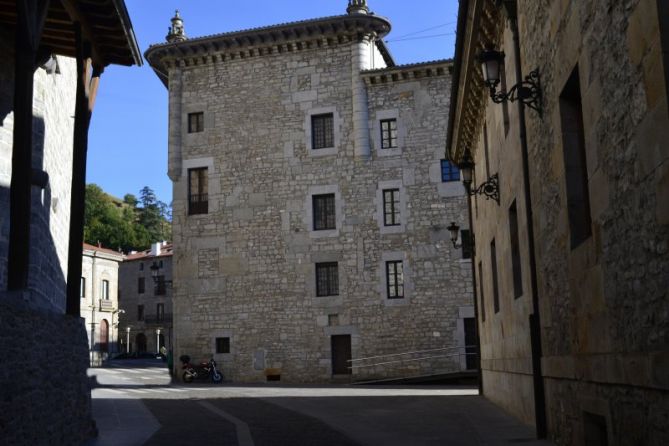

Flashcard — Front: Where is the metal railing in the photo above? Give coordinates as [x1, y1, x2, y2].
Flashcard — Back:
[348, 345, 479, 372]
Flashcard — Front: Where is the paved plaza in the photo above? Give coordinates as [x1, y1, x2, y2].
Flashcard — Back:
[85, 359, 553, 446]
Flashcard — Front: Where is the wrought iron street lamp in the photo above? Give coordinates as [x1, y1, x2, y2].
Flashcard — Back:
[479, 48, 542, 117]
[458, 149, 500, 204]
[447, 222, 475, 250]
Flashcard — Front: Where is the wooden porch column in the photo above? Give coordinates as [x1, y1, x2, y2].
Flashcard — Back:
[65, 24, 102, 316]
[7, 0, 50, 291]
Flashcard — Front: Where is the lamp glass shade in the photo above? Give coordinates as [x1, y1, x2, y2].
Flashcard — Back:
[447, 222, 460, 244]
[479, 50, 504, 87]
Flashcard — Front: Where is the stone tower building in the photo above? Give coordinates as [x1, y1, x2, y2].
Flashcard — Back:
[146, 3, 474, 382]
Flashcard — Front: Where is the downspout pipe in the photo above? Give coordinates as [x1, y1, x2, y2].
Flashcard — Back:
[503, 2, 547, 438]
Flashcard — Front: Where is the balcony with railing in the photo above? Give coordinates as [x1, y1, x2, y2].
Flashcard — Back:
[188, 194, 208, 215]
[98, 299, 113, 312]
[143, 313, 173, 325]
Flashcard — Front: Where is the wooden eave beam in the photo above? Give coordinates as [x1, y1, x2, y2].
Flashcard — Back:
[60, 0, 104, 65]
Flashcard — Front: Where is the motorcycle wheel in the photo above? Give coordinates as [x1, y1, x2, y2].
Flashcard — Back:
[212, 371, 222, 383]
[183, 371, 194, 383]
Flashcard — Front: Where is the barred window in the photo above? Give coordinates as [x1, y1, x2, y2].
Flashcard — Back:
[188, 167, 208, 215]
[311, 113, 334, 149]
[386, 261, 404, 299]
[312, 194, 336, 230]
[316, 262, 339, 297]
[441, 160, 460, 182]
[216, 337, 230, 354]
[383, 189, 400, 226]
[380, 119, 397, 149]
[188, 112, 204, 133]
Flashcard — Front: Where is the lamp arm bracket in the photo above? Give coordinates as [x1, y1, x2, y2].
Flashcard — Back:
[470, 173, 500, 204]
[490, 69, 542, 117]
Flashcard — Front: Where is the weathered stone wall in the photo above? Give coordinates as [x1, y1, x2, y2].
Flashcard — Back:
[519, 0, 668, 443]
[168, 35, 473, 382]
[0, 294, 95, 445]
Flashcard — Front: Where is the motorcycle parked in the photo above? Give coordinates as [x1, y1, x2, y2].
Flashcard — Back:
[179, 355, 223, 383]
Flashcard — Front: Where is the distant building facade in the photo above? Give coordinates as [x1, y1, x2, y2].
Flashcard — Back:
[119, 242, 174, 355]
[0, 1, 141, 443]
[447, 0, 669, 444]
[146, 2, 475, 383]
[81, 243, 124, 365]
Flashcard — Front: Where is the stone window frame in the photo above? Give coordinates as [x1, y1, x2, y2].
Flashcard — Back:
[211, 329, 233, 361]
[182, 157, 218, 216]
[304, 185, 343, 238]
[187, 112, 204, 133]
[378, 251, 412, 306]
[375, 180, 407, 234]
[183, 103, 213, 146]
[373, 109, 405, 157]
[305, 106, 342, 157]
[188, 167, 209, 215]
[308, 252, 346, 307]
[315, 262, 339, 297]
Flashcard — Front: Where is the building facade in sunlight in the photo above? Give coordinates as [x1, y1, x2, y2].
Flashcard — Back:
[146, 1, 475, 383]
[0, 1, 141, 443]
[447, 0, 669, 444]
[81, 243, 125, 365]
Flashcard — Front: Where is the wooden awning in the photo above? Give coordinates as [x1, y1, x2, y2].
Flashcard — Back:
[0, 0, 142, 66]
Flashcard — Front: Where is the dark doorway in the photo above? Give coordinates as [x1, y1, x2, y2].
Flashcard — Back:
[99, 319, 109, 352]
[136, 333, 147, 353]
[331, 335, 352, 375]
[464, 318, 479, 370]
[158, 333, 165, 350]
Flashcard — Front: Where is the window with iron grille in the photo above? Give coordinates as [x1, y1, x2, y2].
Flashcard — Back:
[216, 337, 230, 354]
[441, 160, 460, 182]
[383, 189, 400, 226]
[312, 193, 336, 230]
[188, 112, 204, 133]
[316, 262, 339, 297]
[386, 260, 404, 299]
[311, 113, 334, 149]
[380, 119, 397, 149]
[155, 276, 166, 296]
[138, 277, 145, 294]
[188, 167, 208, 215]
[156, 303, 164, 322]
[137, 305, 144, 321]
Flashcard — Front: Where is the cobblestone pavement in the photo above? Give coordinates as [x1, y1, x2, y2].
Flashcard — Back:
[86, 360, 553, 446]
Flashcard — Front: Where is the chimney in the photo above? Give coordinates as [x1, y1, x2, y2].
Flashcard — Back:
[150, 242, 161, 257]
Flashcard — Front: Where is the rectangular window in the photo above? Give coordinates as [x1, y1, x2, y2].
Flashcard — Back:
[311, 113, 334, 149]
[461, 230, 473, 259]
[139, 262, 144, 271]
[101, 280, 109, 300]
[80, 277, 85, 298]
[137, 305, 144, 321]
[509, 200, 523, 298]
[188, 112, 204, 133]
[315, 262, 339, 297]
[138, 277, 145, 294]
[441, 160, 460, 182]
[216, 337, 230, 354]
[312, 193, 336, 230]
[560, 66, 592, 249]
[155, 276, 166, 296]
[491, 239, 500, 313]
[478, 261, 486, 322]
[188, 167, 209, 215]
[383, 189, 400, 226]
[386, 260, 404, 299]
[380, 118, 398, 149]
[156, 303, 164, 322]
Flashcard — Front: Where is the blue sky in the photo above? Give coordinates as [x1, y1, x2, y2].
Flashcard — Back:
[87, 0, 458, 203]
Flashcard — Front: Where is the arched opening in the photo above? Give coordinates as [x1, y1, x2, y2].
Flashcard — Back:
[99, 320, 109, 353]
[135, 333, 147, 353]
